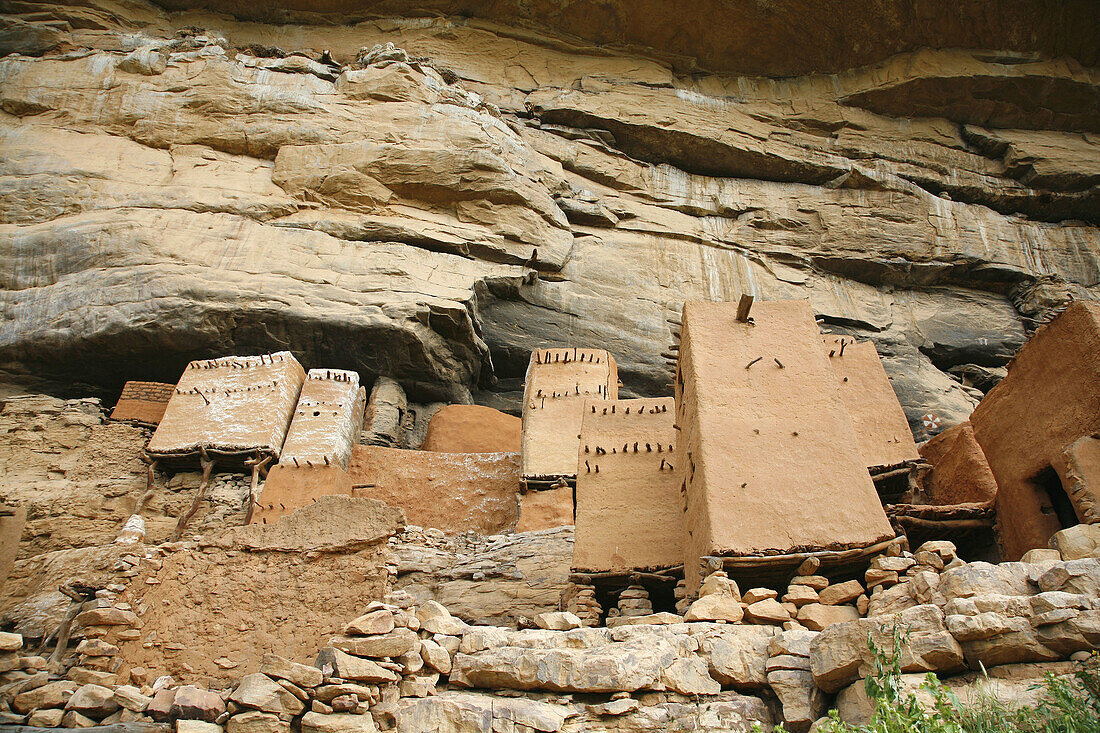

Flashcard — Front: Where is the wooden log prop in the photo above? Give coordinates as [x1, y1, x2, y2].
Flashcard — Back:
[172, 450, 216, 540]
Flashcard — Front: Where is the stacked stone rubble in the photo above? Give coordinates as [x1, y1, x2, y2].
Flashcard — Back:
[562, 583, 602, 627]
[3, 542, 1099, 732]
[614, 585, 653, 619]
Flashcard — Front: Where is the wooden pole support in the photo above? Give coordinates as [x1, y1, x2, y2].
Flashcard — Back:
[736, 294, 754, 322]
[173, 451, 215, 540]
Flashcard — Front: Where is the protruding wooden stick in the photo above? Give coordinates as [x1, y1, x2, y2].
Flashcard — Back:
[736, 294, 754, 322]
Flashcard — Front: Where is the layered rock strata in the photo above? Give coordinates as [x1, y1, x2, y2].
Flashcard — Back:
[0, 4, 1094, 437]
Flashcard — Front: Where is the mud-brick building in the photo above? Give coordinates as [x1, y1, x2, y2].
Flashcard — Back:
[824, 336, 921, 499]
[110, 381, 175, 425]
[252, 369, 366, 525]
[520, 347, 618, 490]
[969, 300, 1100, 559]
[675, 300, 896, 594]
[146, 351, 306, 464]
[572, 397, 682, 575]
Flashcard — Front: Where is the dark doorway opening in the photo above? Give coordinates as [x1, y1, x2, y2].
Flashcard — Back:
[1034, 465, 1078, 529]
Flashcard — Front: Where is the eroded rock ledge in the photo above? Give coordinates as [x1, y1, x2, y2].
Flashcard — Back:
[0, 3, 1097, 433]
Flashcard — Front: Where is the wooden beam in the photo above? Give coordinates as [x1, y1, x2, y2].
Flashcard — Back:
[736, 294, 754, 321]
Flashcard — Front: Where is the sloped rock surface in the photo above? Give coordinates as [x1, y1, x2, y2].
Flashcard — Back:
[392, 527, 572, 626]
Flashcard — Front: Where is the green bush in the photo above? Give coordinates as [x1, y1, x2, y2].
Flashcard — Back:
[757, 627, 1100, 733]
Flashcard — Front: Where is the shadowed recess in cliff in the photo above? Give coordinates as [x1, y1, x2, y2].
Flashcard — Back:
[145, 0, 1099, 77]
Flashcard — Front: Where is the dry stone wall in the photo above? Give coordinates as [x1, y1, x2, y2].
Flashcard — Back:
[0, 532, 1096, 733]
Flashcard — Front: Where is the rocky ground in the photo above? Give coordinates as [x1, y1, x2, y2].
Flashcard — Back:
[0, 527, 1097, 732]
[0, 394, 258, 559]
[0, 2, 1096, 438]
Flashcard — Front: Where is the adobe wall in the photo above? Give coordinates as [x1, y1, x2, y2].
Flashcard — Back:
[348, 446, 521, 535]
[1055, 434, 1100, 524]
[917, 422, 998, 506]
[824, 337, 920, 470]
[249, 464, 354, 525]
[112, 496, 400, 686]
[515, 486, 574, 532]
[676, 300, 894, 594]
[572, 397, 682, 573]
[521, 348, 618, 484]
[280, 369, 366, 470]
[109, 381, 175, 425]
[421, 405, 522, 453]
[146, 352, 306, 460]
[970, 301, 1100, 560]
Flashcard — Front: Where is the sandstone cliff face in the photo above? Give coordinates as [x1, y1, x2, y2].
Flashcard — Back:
[0, 1, 1097, 437]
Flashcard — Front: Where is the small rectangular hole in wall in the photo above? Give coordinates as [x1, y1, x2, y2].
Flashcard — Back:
[1033, 465, 1079, 529]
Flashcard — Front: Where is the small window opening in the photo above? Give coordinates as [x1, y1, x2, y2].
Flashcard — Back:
[1034, 465, 1078, 529]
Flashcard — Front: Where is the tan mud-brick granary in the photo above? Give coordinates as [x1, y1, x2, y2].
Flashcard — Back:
[521, 347, 618, 489]
[251, 369, 367, 525]
[110, 381, 176, 425]
[146, 352, 306, 462]
[572, 397, 682, 574]
[824, 336, 922, 499]
[969, 300, 1100, 559]
[824, 337, 921, 470]
[279, 369, 367, 470]
[675, 300, 895, 594]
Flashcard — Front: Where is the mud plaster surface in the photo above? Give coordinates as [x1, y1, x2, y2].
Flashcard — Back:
[825, 337, 920, 469]
[918, 422, 998, 505]
[230, 495, 403, 552]
[348, 446, 520, 535]
[676, 300, 894, 594]
[521, 348, 618, 480]
[516, 486, 573, 532]
[392, 526, 573, 627]
[421, 405, 521, 454]
[572, 397, 682, 572]
[971, 301, 1100, 559]
[114, 544, 390, 686]
[147, 352, 305, 458]
[280, 369, 365, 469]
[250, 463, 354, 526]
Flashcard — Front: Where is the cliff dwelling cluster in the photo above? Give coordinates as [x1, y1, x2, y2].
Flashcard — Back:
[0, 2, 1098, 730]
[1, 296, 1097, 733]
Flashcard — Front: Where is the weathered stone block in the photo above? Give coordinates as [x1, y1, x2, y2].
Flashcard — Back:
[810, 605, 964, 692]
